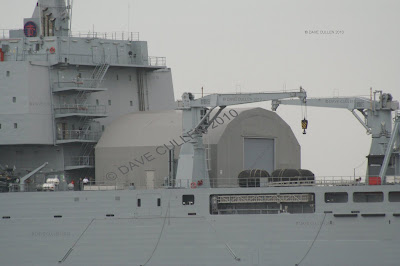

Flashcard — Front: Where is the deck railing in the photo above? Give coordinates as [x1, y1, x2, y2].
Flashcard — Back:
[53, 78, 105, 89]
[6, 176, 400, 192]
[56, 130, 101, 141]
[86, 176, 400, 190]
[54, 104, 106, 115]
[0, 29, 140, 41]
[148, 56, 166, 66]
[0, 29, 18, 39]
[69, 31, 140, 41]
[64, 156, 95, 168]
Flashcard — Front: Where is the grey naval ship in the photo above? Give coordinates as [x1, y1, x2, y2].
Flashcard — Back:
[1, 1, 400, 266]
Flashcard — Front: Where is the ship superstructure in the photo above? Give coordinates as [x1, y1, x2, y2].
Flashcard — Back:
[0, 0, 175, 185]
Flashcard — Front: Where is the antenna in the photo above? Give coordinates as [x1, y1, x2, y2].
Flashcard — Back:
[128, 2, 130, 37]
[67, 0, 74, 62]
[68, 0, 73, 34]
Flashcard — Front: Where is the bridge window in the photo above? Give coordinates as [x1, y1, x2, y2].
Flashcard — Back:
[182, 195, 194, 205]
[353, 192, 383, 202]
[12, 97, 16, 103]
[137, 198, 141, 207]
[6, 71, 10, 77]
[14, 123, 18, 129]
[325, 192, 348, 203]
[389, 192, 400, 202]
[157, 198, 161, 207]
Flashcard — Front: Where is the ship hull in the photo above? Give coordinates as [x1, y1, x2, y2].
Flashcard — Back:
[1, 186, 399, 265]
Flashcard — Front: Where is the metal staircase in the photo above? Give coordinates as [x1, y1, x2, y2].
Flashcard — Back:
[71, 62, 109, 170]
[75, 62, 109, 105]
[89, 62, 109, 88]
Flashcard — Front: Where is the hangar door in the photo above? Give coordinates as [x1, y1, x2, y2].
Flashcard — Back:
[244, 138, 275, 173]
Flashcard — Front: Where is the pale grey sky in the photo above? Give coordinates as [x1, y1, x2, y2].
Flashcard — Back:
[3, 0, 400, 177]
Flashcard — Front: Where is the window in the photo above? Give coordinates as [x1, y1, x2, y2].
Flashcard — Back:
[108, 100, 111, 106]
[129, 75, 132, 81]
[389, 192, 400, 202]
[182, 195, 195, 205]
[6, 71, 10, 77]
[102, 125, 105, 131]
[157, 198, 161, 207]
[116, 74, 119, 80]
[325, 192, 348, 203]
[12, 97, 16, 103]
[137, 198, 141, 207]
[130, 101, 133, 106]
[353, 192, 383, 202]
[0, 124, 1, 129]
[96, 99, 99, 106]
[14, 123, 17, 129]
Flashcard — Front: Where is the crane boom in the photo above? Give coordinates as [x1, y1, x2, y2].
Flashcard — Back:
[272, 97, 373, 110]
[175, 88, 307, 188]
[186, 91, 307, 108]
[272, 91, 400, 183]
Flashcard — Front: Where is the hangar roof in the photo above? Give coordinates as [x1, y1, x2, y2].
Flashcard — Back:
[96, 108, 295, 148]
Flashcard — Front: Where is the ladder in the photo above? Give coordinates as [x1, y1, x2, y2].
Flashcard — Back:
[204, 135, 211, 171]
[75, 62, 109, 105]
[89, 62, 109, 88]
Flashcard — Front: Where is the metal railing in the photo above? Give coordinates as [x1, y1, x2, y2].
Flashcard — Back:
[56, 130, 101, 141]
[217, 209, 281, 215]
[53, 78, 104, 89]
[0, 29, 19, 39]
[159, 176, 400, 189]
[65, 156, 94, 167]
[148, 56, 166, 66]
[6, 175, 400, 193]
[0, 30, 140, 41]
[0, 48, 166, 67]
[54, 104, 106, 115]
[69, 31, 139, 41]
[82, 181, 125, 191]
[59, 53, 166, 66]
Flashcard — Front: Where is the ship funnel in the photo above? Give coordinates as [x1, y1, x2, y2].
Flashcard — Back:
[28, 0, 70, 37]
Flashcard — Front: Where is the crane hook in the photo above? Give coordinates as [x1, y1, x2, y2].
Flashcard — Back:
[301, 118, 308, 134]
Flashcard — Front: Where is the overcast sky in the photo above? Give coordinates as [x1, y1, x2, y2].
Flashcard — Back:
[3, 0, 400, 177]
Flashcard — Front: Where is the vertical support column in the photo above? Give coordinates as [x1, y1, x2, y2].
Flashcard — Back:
[175, 108, 210, 188]
[379, 113, 400, 183]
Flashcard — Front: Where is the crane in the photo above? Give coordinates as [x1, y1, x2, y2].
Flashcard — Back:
[271, 90, 400, 184]
[175, 88, 307, 188]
